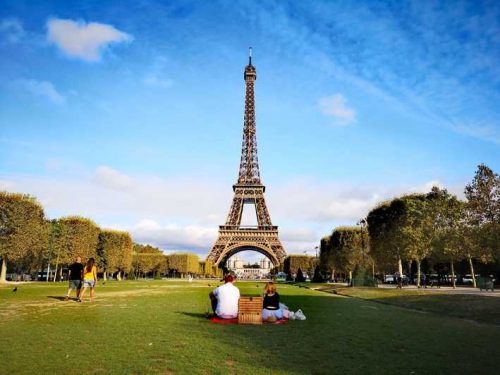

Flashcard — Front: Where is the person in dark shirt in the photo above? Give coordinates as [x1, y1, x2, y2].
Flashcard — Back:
[262, 282, 283, 321]
[65, 256, 84, 301]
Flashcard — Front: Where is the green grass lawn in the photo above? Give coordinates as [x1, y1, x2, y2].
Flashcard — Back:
[316, 284, 500, 325]
[1, 280, 499, 375]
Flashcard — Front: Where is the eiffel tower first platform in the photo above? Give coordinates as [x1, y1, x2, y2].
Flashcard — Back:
[206, 49, 287, 268]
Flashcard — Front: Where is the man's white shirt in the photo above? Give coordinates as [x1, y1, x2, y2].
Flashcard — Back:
[213, 282, 240, 318]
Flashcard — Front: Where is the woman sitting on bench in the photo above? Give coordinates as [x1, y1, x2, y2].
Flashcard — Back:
[262, 282, 283, 321]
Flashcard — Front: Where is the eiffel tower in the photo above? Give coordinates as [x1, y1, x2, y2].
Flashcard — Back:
[207, 49, 287, 267]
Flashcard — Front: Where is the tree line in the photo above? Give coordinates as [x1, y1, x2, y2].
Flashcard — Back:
[0, 192, 223, 282]
[319, 164, 499, 287]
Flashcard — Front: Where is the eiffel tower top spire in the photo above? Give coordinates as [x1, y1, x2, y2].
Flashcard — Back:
[237, 47, 261, 185]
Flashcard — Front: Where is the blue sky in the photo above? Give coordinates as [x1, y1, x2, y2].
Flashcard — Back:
[1, 0, 499, 260]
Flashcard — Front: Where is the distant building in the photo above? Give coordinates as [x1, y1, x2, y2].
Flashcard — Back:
[227, 255, 272, 279]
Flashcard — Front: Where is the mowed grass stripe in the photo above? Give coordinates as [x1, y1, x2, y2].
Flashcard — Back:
[0, 280, 499, 375]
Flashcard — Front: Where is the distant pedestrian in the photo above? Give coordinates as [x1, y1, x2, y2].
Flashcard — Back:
[421, 273, 426, 288]
[65, 256, 83, 301]
[79, 258, 97, 302]
[394, 271, 401, 288]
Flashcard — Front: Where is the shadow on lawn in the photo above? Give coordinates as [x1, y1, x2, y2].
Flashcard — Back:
[178, 311, 210, 319]
[47, 295, 76, 302]
[177, 293, 500, 374]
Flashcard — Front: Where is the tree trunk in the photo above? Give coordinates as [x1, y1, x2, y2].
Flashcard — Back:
[397, 257, 403, 288]
[0, 257, 6, 282]
[53, 251, 60, 282]
[467, 254, 477, 288]
[53, 264, 58, 282]
[348, 270, 353, 287]
[450, 259, 456, 289]
[372, 261, 375, 279]
[117, 271, 122, 281]
[416, 260, 421, 288]
[331, 268, 335, 282]
[103, 271, 107, 281]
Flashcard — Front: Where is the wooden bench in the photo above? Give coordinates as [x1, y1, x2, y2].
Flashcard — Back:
[238, 296, 263, 325]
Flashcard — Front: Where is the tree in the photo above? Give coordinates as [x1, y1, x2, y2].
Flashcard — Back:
[464, 164, 499, 265]
[319, 236, 335, 280]
[58, 217, 100, 269]
[399, 193, 436, 288]
[368, 201, 404, 277]
[0, 192, 48, 282]
[48, 219, 64, 281]
[295, 267, 305, 282]
[167, 253, 200, 277]
[98, 230, 133, 280]
[131, 243, 164, 278]
[429, 188, 465, 288]
[283, 255, 315, 278]
[330, 227, 365, 285]
[312, 265, 323, 282]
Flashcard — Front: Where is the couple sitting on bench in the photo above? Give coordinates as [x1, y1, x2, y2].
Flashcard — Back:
[209, 275, 285, 321]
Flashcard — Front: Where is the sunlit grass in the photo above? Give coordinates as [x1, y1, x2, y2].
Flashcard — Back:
[0, 280, 499, 374]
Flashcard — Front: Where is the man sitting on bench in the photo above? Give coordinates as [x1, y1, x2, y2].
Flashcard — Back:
[209, 275, 240, 319]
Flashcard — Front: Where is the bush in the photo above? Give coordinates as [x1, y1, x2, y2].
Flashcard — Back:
[312, 266, 323, 282]
[295, 268, 305, 282]
[352, 267, 377, 287]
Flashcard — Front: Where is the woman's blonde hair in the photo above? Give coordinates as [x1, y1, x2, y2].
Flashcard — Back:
[264, 282, 276, 295]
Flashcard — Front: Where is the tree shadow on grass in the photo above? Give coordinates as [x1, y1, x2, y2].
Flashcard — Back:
[175, 293, 500, 374]
[178, 311, 210, 319]
[47, 295, 75, 302]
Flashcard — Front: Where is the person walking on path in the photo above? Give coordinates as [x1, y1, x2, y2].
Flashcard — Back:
[208, 275, 240, 319]
[79, 258, 97, 302]
[65, 256, 83, 301]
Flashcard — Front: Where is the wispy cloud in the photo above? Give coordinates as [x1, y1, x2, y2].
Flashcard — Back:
[453, 122, 500, 144]
[142, 75, 173, 88]
[91, 166, 134, 191]
[47, 18, 133, 61]
[318, 94, 356, 125]
[13, 78, 66, 104]
[0, 17, 24, 43]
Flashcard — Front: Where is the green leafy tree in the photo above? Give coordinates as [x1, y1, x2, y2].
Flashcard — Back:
[312, 265, 323, 282]
[167, 253, 200, 277]
[330, 227, 365, 285]
[464, 164, 499, 282]
[429, 188, 465, 288]
[283, 255, 315, 278]
[295, 267, 305, 282]
[367, 200, 411, 278]
[57, 217, 100, 272]
[0, 192, 48, 282]
[98, 230, 133, 280]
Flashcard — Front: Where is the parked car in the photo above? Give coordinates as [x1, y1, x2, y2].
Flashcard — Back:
[384, 274, 394, 283]
[461, 274, 480, 284]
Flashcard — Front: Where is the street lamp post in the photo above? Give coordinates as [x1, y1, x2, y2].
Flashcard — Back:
[357, 218, 367, 267]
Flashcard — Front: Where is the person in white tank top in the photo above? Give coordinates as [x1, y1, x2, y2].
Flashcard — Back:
[209, 275, 240, 319]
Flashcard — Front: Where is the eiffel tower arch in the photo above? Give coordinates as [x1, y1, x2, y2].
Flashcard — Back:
[207, 49, 287, 268]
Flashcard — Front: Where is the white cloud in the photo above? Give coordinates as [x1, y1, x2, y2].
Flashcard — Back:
[47, 18, 132, 61]
[453, 123, 500, 144]
[318, 94, 356, 124]
[142, 75, 173, 88]
[0, 169, 466, 258]
[0, 18, 24, 43]
[91, 166, 133, 190]
[13, 79, 66, 104]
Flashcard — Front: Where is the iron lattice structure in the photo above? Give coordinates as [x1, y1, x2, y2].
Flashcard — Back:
[207, 51, 287, 267]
